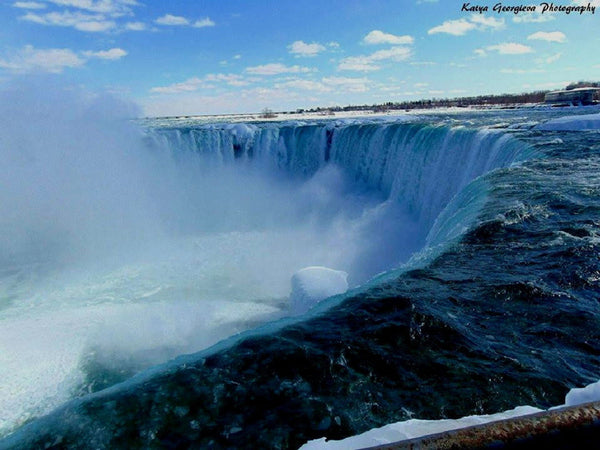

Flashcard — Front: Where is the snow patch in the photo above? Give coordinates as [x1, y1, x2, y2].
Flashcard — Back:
[299, 406, 542, 449]
[536, 113, 600, 131]
[301, 378, 600, 449]
[565, 379, 600, 406]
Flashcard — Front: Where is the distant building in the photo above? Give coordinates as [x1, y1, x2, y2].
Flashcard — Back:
[545, 87, 599, 106]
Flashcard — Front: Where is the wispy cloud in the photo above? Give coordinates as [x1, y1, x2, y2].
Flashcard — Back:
[0, 44, 127, 73]
[469, 15, 504, 30]
[338, 56, 381, 72]
[429, 15, 504, 36]
[125, 21, 145, 31]
[410, 61, 436, 66]
[245, 63, 314, 75]
[0, 46, 84, 73]
[428, 19, 476, 36]
[536, 52, 562, 64]
[513, 13, 555, 23]
[477, 42, 534, 56]
[15, 1, 150, 32]
[155, 14, 189, 26]
[82, 47, 127, 60]
[323, 76, 370, 92]
[151, 77, 212, 94]
[287, 40, 326, 57]
[154, 14, 215, 28]
[276, 76, 371, 94]
[20, 10, 116, 32]
[194, 17, 215, 28]
[338, 46, 412, 71]
[363, 30, 414, 45]
[205, 73, 248, 86]
[500, 68, 546, 74]
[527, 31, 567, 43]
[45, 0, 138, 16]
[151, 73, 254, 94]
[12, 1, 47, 9]
[278, 79, 331, 92]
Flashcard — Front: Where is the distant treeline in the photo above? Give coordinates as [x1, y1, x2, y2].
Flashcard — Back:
[293, 81, 600, 114]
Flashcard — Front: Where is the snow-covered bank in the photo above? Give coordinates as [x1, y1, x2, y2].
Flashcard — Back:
[300, 380, 600, 449]
[536, 112, 600, 131]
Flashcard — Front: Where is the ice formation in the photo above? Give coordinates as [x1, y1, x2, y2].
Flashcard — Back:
[289, 266, 348, 315]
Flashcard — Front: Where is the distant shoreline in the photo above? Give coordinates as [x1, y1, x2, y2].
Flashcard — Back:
[144, 101, 600, 123]
[145, 82, 600, 122]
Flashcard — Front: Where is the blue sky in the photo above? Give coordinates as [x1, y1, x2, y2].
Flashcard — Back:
[1, 0, 599, 116]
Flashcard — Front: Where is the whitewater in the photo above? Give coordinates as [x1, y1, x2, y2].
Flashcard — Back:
[1, 83, 600, 449]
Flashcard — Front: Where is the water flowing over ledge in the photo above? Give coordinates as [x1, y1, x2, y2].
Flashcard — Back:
[147, 120, 534, 227]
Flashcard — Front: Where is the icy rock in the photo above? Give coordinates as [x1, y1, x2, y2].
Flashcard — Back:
[289, 266, 348, 315]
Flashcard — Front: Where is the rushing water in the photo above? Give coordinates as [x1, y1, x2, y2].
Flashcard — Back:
[1, 86, 600, 449]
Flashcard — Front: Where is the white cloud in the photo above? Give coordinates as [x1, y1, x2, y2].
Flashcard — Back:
[410, 61, 436, 66]
[151, 77, 210, 94]
[338, 56, 380, 72]
[363, 30, 414, 45]
[233, 54, 241, 59]
[474, 48, 487, 57]
[46, 0, 138, 16]
[15, 1, 148, 33]
[20, 11, 116, 32]
[500, 68, 546, 74]
[279, 79, 331, 92]
[429, 15, 505, 35]
[288, 40, 326, 57]
[82, 47, 127, 59]
[205, 73, 248, 86]
[258, 75, 371, 97]
[428, 18, 476, 36]
[125, 21, 145, 31]
[76, 19, 115, 31]
[369, 47, 412, 61]
[194, 17, 215, 28]
[13, 1, 47, 9]
[536, 52, 562, 64]
[327, 42, 340, 49]
[486, 42, 534, 55]
[155, 14, 189, 26]
[151, 72, 254, 94]
[469, 15, 505, 30]
[322, 76, 370, 92]
[338, 46, 411, 71]
[513, 13, 555, 23]
[245, 63, 313, 75]
[0, 45, 85, 73]
[0, 44, 128, 74]
[527, 31, 566, 43]
[154, 14, 214, 28]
